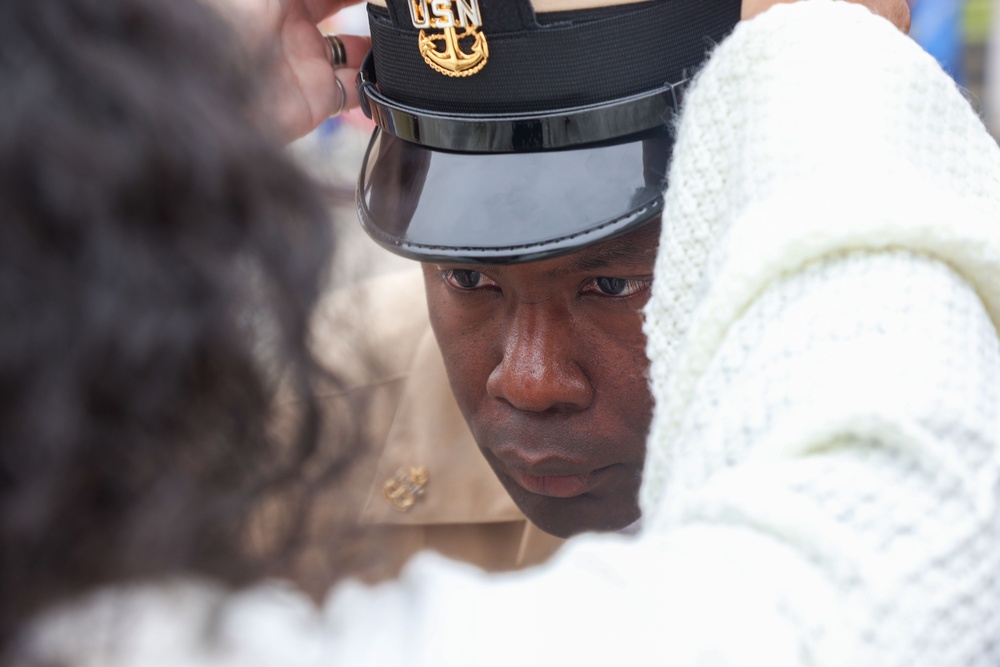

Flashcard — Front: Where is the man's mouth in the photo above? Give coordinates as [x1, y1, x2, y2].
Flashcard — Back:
[493, 451, 618, 498]
[504, 466, 604, 498]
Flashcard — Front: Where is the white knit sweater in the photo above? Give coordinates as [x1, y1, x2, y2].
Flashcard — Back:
[19, 2, 1000, 666]
[640, 2, 1000, 662]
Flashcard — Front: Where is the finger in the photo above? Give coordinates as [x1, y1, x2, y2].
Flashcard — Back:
[325, 33, 371, 69]
[843, 0, 911, 32]
[334, 68, 361, 111]
[877, 0, 910, 33]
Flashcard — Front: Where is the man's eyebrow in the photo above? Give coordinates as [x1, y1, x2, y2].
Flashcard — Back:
[552, 238, 657, 277]
[435, 229, 658, 276]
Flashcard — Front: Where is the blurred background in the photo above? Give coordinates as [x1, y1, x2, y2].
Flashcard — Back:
[913, 0, 1000, 133]
[293, 0, 1000, 280]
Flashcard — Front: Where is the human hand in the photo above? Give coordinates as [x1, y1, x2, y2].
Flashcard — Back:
[741, 0, 911, 33]
[213, 0, 372, 141]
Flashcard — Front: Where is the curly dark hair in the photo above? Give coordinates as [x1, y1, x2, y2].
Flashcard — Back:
[0, 0, 359, 656]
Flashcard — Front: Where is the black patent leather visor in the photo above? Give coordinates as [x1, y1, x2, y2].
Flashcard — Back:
[357, 51, 687, 153]
[357, 125, 672, 264]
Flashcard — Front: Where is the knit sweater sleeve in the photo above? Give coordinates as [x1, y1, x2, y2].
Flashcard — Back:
[638, 1, 1000, 664]
[638, 249, 1000, 665]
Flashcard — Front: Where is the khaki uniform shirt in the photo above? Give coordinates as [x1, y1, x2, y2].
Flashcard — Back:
[303, 270, 564, 586]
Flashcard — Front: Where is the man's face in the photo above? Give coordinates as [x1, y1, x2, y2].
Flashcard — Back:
[422, 223, 659, 537]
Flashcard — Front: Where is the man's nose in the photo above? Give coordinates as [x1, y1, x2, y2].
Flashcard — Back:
[485, 305, 593, 413]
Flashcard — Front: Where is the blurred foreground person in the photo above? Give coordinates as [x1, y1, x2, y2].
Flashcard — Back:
[10, 1, 1000, 665]
[0, 0, 370, 661]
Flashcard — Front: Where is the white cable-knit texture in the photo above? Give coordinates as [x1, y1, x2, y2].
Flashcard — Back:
[644, 1, 1000, 517]
[17, 3, 1000, 666]
[641, 0, 1000, 664]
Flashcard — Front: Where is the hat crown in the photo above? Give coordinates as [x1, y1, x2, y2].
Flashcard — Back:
[368, 0, 741, 115]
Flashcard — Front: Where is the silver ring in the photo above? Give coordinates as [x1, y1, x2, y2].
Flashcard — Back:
[324, 34, 348, 69]
[331, 76, 347, 118]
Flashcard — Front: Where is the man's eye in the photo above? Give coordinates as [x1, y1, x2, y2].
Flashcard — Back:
[443, 269, 496, 290]
[584, 277, 652, 297]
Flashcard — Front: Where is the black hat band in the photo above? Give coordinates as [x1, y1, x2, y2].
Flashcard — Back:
[365, 0, 740, 116]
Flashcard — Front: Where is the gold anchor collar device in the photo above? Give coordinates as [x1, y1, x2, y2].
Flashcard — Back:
[383, 466, 430, 512]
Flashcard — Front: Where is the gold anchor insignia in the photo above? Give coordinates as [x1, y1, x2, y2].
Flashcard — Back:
[409, 0, 489, 78]
[383, 466, 430, 512]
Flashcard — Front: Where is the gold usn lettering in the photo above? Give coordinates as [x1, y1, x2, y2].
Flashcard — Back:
[409, 0, 430, 28]
[410, 0, 482, 29]
[431, 0, 454, 28]
[411, 0, 489, 77]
